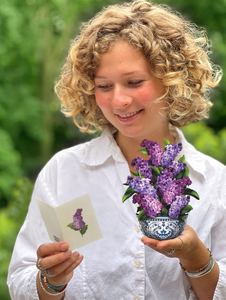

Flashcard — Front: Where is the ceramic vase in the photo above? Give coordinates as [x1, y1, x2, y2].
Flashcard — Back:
[139, 215, 187, 240]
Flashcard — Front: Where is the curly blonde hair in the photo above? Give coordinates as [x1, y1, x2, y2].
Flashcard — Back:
[55, 0, 222, 132]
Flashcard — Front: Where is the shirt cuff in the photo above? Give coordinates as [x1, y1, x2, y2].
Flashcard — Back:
[8, 266, 39, 300]
[213, 261, 226, 300]
[188, 286, 198, 300]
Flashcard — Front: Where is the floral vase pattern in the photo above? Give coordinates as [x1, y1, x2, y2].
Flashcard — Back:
[139, 215, 187, 240]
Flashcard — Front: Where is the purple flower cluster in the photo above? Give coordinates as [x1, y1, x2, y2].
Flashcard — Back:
[131, 157, 154, 181]
[161, 143, 182, 168]
[162, 177, 192, 205]
[169, 195, 190, 219]
[140, 140, 182, 169]
[140, 140, 163, 167]
[123, 138, 196, 220]
[133, 194, 163, 218]
[170, 161, 186, 177]
[73, 209, 85, 230]
[156, 168, 174, 198]
[127, 176, 157, 197]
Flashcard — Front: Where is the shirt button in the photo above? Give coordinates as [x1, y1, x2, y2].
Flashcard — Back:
[135, 225, 140, 232]
[134, 260, 141, 268]
[133, 297, 140, 300]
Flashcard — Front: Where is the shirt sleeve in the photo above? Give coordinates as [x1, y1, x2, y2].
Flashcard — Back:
[7, 170, 55, 300]
[212, 169, 226, 299]
[188, 168, 226, 300]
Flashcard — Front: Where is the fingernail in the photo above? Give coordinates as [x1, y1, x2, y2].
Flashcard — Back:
[65, 251, 71, 257]
[73, 252, 79, 259]
[61, 243, 68, 251]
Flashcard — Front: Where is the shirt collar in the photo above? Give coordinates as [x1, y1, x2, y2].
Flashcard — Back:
[81, 126, 206, 179]
[172, 127, 206, 179]
[81, 128, 126, 166]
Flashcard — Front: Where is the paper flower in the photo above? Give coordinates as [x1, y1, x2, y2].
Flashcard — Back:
[67, 208, 88, 236]
[73, 209, 85, 230]
[122, 139, 199, 221]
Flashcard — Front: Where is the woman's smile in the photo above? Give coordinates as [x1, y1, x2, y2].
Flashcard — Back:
[115, 109, 143, 122]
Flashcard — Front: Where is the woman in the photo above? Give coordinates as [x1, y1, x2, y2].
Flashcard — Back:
[7, 1, 226, 299]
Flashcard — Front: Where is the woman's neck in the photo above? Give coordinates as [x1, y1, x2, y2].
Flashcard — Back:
[115, 126, 175, 167]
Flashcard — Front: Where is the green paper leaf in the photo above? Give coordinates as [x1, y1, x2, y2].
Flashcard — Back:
[67, 222, 74, 230]
[151, 166, 160, 181]
[176, 168, 185, 179]
[137, 206, 142, 212]
[178, 155, 185, 163]
[176, 166, 189, 179]
[158, 166, 164, 172]
[164, 138, 171, 149]
[80, 224, 88, 236]
[161, 207, 169, 216]
[138, 171, 144, 178]
[184, 166, 189, 177]
[122, 186, 136, 202]
[138, 148, 148, 155]
[183, 188, 200, 200]
[130, 171, 139, 177]
[180, 204, 193, 215]
[138, 209, 147, 221]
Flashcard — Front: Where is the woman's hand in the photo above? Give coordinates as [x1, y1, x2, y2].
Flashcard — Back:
[36, 241, 83, 287]
[141, 224, 201, 261]
[141, 224, 219, 300]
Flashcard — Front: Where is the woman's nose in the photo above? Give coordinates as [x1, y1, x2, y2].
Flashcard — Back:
[111, 86, 132, 108]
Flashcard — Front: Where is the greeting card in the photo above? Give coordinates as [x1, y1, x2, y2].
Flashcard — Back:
[36, 194, 103, 250]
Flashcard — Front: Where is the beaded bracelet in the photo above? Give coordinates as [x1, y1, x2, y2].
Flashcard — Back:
[41, 272, 67, 291]
[43, 277, 67, 293]
[41, 271, 67, 292]
[179, 248, 215, 278]
[39, 271, 67, 296]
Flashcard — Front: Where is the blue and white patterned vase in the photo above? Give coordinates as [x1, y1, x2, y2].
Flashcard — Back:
[139, 215, 187, 240]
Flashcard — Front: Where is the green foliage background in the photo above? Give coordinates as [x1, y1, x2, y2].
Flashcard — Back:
[0, 0, 225, 299]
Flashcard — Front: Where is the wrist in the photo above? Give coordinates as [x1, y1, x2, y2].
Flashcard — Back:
[179, 240, 210, 271]
[180, 248, 214, 277]
[39, 271, 67, 296]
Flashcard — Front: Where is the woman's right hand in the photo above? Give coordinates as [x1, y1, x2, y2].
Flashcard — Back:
[36, 241, 83, 287]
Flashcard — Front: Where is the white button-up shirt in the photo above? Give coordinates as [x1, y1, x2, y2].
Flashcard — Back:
[7, 127, 226, 300]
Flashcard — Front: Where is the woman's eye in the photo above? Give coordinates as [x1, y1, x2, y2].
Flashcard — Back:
[129, 80, 143, 86]
[97, 84, 111, 90]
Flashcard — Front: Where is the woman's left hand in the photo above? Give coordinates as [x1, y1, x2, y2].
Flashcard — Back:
[141, 224, 200, 260]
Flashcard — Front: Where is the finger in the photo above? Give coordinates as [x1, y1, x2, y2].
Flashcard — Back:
[63, 254, 83, 276]
[49, 252, 81, 275]
[156, 236, 185, 251]
[37, 242, 69, 258]
[47, 253, 83, 285]
[141, 236, 160, 247]
[39, 249, 72, 270]
[141, 235, 186, 258]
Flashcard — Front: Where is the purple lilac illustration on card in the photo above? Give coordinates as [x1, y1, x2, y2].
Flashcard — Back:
[67, 208, 88, 237]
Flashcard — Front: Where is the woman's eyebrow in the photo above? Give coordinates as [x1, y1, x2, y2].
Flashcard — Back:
[95, 71, 142, 79]
[94, 75, 107, 79]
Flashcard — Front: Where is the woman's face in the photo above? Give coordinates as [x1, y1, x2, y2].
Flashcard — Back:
[94, 40, 167, 141]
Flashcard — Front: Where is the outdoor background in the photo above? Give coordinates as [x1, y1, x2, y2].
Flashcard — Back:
[0, 0, 225, 299]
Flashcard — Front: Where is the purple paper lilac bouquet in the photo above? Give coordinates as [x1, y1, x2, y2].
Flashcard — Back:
[67, 208, 88, 237]
[122, 139, 199, 221]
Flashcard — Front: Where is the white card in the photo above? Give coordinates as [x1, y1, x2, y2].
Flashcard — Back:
[36, 194, 103, 250]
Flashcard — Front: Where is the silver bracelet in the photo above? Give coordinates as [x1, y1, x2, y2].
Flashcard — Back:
[186, 257, 215, 278]
[39, 271, 66, 297]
